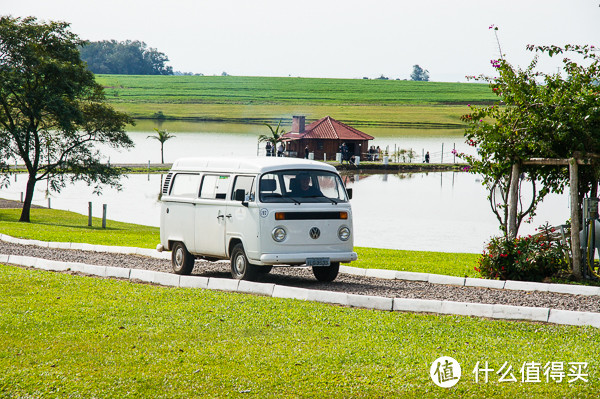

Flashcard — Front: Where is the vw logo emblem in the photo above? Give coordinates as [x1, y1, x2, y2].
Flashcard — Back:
[309, 227, 320, 239]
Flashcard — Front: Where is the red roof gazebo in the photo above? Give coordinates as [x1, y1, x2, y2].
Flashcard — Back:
[282, 115, 374, 160]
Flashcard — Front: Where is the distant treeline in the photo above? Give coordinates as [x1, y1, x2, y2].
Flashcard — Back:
[80, 40, 173, 75]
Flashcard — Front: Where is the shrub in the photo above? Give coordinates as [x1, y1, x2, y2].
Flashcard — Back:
[476, 224, 569, 281]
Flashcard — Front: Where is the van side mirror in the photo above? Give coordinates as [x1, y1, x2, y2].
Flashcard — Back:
[234, 189, 246, 201]
[346, 188, 353, 200]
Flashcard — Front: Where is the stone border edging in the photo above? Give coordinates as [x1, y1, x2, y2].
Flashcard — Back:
[1, 252, 599, 329]
[2, 233, 600, 297]
[0, 234, 171, 260]
[340, 266, 600, 296]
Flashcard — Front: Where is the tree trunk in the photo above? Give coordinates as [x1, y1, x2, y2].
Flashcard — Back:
[161, 143, 164, 164]
[569, 158, 582, 279]
[507, 162, 520, 239]
[19, 174, 37, 223]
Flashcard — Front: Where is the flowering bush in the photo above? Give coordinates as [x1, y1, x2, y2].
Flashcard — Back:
[476, 225, 569, 281]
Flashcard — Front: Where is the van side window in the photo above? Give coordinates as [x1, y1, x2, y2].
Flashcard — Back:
[199, 175, 230, 200]
[169, 173, 200, 198]
[231, 175, 255, 201]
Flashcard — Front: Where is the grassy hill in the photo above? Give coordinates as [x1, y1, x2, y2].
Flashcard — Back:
[96, 75, 496, 106]
[95, 75, 495, 127]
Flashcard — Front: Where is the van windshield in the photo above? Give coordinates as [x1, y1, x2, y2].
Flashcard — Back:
[259, 170, 348, 203]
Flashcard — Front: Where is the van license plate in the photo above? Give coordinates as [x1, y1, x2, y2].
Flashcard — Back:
[306, 257, 330, 267]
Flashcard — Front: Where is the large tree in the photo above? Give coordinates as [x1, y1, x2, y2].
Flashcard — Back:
[410, 64, 429, 81]
[461, 44, 600, 237]
[0, 16, 134, 222]
[80, 40, 173, 75]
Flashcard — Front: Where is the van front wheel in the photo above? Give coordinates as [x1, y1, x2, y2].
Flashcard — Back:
[230, 244, 258, 281]
[312, 262, 340, 282]
[171, 242, 195, 275]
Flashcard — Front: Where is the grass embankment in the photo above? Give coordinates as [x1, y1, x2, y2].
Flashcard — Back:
[95, 75, 494, 128]
[1, 265, 597, 398]
[0, 207, 477, 276]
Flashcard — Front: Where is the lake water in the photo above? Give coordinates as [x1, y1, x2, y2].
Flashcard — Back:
[0, 121, 573, 253]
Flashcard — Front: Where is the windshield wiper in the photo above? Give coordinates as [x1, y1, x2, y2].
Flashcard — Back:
[304, 195, 338, 205]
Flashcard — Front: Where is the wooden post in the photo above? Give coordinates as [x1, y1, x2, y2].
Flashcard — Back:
[88, 202, 92, 227]
[102, 204, 107, 229]
[441, 143, 444, 163]
[570, 158, 582, 279]
[507, 162, 520, 238]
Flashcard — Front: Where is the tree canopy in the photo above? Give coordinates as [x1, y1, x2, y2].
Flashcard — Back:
[0, 16, 134, 222]
[410, 64, 429, 81]
[80, 40, 173, 75]
[460, 44, 600, 238]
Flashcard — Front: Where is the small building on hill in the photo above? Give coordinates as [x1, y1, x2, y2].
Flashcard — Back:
[282, 116, 374, 160]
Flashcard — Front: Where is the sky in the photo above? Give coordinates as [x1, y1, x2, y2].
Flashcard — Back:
[1, 0, 599, 82]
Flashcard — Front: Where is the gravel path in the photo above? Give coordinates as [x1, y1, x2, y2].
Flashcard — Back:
[2, 241, 599, 314]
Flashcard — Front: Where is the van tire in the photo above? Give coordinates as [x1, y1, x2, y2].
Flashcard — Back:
[312, 262, 340, 282]
[230, 243, 258, 281]
[171, 242, 195, 275]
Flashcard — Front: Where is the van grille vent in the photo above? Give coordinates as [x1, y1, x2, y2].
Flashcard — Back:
[277, 212, 347, 220]
[162, 173, 173, 194]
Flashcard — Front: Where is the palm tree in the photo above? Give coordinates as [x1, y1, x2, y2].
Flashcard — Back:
[147, 128, 176, 164]
[258, 120, 285, 156]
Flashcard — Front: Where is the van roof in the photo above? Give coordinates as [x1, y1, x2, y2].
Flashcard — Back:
[170, 157, 339, 174]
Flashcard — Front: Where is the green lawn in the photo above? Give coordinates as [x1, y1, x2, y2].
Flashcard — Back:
[0, 208, 158, 249]
[0, 264, 597, 398]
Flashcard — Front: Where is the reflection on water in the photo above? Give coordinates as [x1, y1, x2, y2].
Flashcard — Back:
[0, 171, 571, 254]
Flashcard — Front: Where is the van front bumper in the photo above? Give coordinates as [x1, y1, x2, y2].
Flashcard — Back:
[258, 251, 358, 265]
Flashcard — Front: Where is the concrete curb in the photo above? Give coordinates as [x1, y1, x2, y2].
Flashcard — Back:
[548, 309, 600, 328]
[207, 278, 239, 292]
[3, 234, 599, 298]
[2, 252, 599, 329]
[238, 280, 276, 296]
[272, 285, 310, 301]
[465, 277, 506, 290]
[347, 293, 393, 311]
[504, 280, 549, 292]
[180, 275, 210, 289]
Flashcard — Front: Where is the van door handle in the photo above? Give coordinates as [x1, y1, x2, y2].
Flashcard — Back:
[217, 214, 225, 220]
[225, 214, 232, 219]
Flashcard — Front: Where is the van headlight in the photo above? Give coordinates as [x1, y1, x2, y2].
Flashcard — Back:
[272, 227, 287, 242]
[338, 226, 351, 241]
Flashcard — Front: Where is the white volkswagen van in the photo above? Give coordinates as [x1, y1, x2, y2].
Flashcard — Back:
[158, 157, 357, 281]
